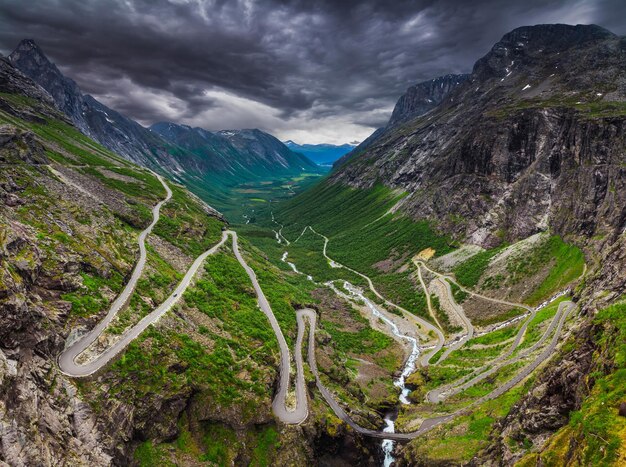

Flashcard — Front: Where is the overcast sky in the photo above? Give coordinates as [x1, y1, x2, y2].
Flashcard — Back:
[1, 0, 625, 144]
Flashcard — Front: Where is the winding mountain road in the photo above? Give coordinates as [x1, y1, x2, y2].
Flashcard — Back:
[57, 184, 577, 443]
[274, 221, 577, 440]
[58, 179, 307, 422]
[290, 299, 574, 440]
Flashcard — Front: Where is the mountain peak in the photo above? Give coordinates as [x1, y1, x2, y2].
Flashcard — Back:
[10, 39, 50, 65]
[388, 73, 470, 127]
[472, 23, 617, 81]
[501, 23, 615, 46]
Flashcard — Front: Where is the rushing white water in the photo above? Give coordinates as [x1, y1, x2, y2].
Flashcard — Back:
[382, 417, 396, 467]
[341, 282, 420, 466]
[281, 251, 315, 283]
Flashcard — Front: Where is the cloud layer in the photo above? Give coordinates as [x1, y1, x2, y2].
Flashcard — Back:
[1, 0, 624, 143]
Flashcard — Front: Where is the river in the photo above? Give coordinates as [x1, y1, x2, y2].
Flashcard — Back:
[341, 282, 420, 466]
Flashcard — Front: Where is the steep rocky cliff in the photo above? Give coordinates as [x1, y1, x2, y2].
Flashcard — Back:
[387, 73, 470, 127]
[326, 23, 626, 465]
[332, 24, 626, 251]
[335, 74, 468, 168]
[8, 40, 89, 133]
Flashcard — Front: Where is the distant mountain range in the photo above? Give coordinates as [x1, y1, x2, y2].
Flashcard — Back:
[284, 140, 357, 165]
[7, 39, 319, 209]
[150, 123, 317, 182]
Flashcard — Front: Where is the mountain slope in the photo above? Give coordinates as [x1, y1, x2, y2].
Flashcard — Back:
[7, 39, 320, 215]
[277, 23, 626, 465]
[0, 57, 395, 466]
[284, 140, 356, 165]
[8, 39, 170, 168]
[150, 122, 317, 179]
[0, 56, 378, 466]
[334, 73, 468, 168]
[332, 24, 626, 249]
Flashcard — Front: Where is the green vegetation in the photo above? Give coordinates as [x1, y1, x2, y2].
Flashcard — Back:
[472, 307, 526, 327]
[250, 427, 280, 467]
[184, 250, 278, 348]
[431, 295, 462, 334]
[200, 423, 238, 464]
[400, 379, 537, 463]
[517, 299, 626, 466]
[0, 97, 128, 168]
[490, 94, 626, 119]
[153, 184, 224, 257]
[270, 182, 455, 324]
[283, 228, 367, 286]
[108, 246, 182, 335]
[134, 441, 174, 467]
[278, 183, 454, 275]
[453, 235, 584, 306]
[62, 272, 123, 318]
[448, 279, 469, 303]
[523, 236, 584, 304]
[133, 420, 280, 466]
[112, 328, 265, 407]
[514, 297, 567, 353]
[374, 269, 429, 320]
[470, 323, 520, 347]
[453, 247, 503, 288]
[323, 321, 394, 355]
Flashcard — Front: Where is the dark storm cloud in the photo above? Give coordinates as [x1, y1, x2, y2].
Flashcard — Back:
[0, 0, 624, 142]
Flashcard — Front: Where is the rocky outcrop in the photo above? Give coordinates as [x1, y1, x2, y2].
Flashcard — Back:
[388, 73, 470, 127]
[473, 324, 595, 465]
[335, 73, 469, 169]
[9, 40, 89, 134]
[0, 125, 49, 165]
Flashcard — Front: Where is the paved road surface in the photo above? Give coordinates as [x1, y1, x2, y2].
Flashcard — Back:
[431, 277, 475, 364]
[428, 300, 573, 403]
[230, 231, 307, 424]
[59, 174, 175, 376]
[272, 221, 576, 439]
[291, 300, 574, 439]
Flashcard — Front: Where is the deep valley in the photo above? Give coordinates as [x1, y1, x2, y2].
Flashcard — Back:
[0, 13, 625, 467]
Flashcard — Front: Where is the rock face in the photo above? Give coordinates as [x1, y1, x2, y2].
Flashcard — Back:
[7, 40, 202, 172]
[331, 24, 626, 251]
[335, 74, 468, 169]
[481, 336, 594, 465]
[8, 40, 88, 132]
[388, 73, 470, 127]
